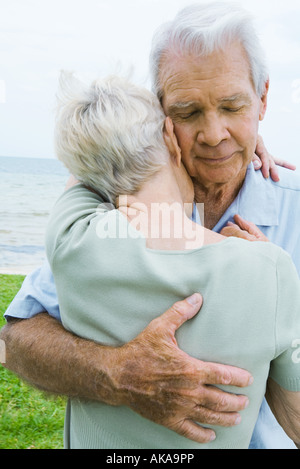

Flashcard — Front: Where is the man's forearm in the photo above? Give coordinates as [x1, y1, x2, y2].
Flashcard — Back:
[266, 379, 300, 449]
[0, 313, 123, 404]
[0, 297, 253, 444]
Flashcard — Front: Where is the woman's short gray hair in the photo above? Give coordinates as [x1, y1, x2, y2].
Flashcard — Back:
[54, 72, 168, 203]
[149, 1, 269, 101]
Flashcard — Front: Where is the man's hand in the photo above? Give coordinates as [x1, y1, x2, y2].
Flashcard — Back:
[1, 294, 252, 445]
[253, 135, 296, 182]
[113, 293, 253, 444]
[220, 214, 269, 242]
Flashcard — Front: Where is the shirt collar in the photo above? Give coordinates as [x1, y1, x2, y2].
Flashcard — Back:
[193, 163, 279, 232]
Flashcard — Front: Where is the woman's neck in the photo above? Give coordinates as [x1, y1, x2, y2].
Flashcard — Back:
[117, 166, 222, 250]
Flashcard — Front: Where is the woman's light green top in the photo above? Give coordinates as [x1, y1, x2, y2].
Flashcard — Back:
[46, 185, 300, 449]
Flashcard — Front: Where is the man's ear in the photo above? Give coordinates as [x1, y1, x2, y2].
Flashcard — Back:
[259, 78, 269, 121]
[163, 117, 182, 167]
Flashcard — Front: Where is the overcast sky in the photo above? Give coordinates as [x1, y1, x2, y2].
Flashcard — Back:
[0, 0, 299, 167]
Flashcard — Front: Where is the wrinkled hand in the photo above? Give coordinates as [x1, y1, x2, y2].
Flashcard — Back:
[114, 294, 252, 444]
[221, 214, 269, 242]
[253, 135, 296, 182]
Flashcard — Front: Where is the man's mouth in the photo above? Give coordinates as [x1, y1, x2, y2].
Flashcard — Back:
[197, 153, 235, 164]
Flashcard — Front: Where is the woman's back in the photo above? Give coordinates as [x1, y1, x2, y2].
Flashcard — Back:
[46, 185, 300, 449]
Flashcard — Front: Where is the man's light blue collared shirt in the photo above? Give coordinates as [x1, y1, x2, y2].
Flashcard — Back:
[193, 163, 300, 274]
[195, 163, 300, 450]
[4, 163, 300, 449]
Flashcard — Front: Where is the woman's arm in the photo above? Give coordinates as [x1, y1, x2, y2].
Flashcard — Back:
[266, 378, 300, 449]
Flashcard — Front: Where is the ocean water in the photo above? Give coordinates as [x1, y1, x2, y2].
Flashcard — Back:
[0, 156, 69, 274]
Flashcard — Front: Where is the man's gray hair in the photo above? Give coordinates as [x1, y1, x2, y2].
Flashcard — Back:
[149, 1, 269, 101]
[54, 72, 168, 203]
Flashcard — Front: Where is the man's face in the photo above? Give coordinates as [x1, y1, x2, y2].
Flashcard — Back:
[160, 42, 268, 187]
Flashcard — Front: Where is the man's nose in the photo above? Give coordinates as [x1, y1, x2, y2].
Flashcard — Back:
[196, 113, 230, 147]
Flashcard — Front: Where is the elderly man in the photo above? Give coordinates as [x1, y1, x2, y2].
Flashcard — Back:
[1, 2, 300, 449]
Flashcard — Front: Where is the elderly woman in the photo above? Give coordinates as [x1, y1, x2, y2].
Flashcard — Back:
[45, 71, 300, 449]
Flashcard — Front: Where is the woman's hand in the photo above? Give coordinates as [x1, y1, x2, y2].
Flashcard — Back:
[253, 135, 296, 182]
[220, 214, 269, 242]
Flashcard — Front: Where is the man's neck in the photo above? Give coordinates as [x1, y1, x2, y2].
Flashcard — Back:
[193, 175, 245, 230]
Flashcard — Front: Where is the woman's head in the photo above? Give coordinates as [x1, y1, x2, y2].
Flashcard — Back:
[54, 72, 169, 203]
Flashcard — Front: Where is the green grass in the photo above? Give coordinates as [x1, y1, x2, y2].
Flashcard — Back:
[0, 274, 65, 449]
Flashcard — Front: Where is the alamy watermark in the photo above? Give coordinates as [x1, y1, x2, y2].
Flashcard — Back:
[291, 339, 300, 364]
[292, 79, 300, 104]
[0, 339, 5, 364]
[96, 198, 205, 249]
[0, 80, 6, 103]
